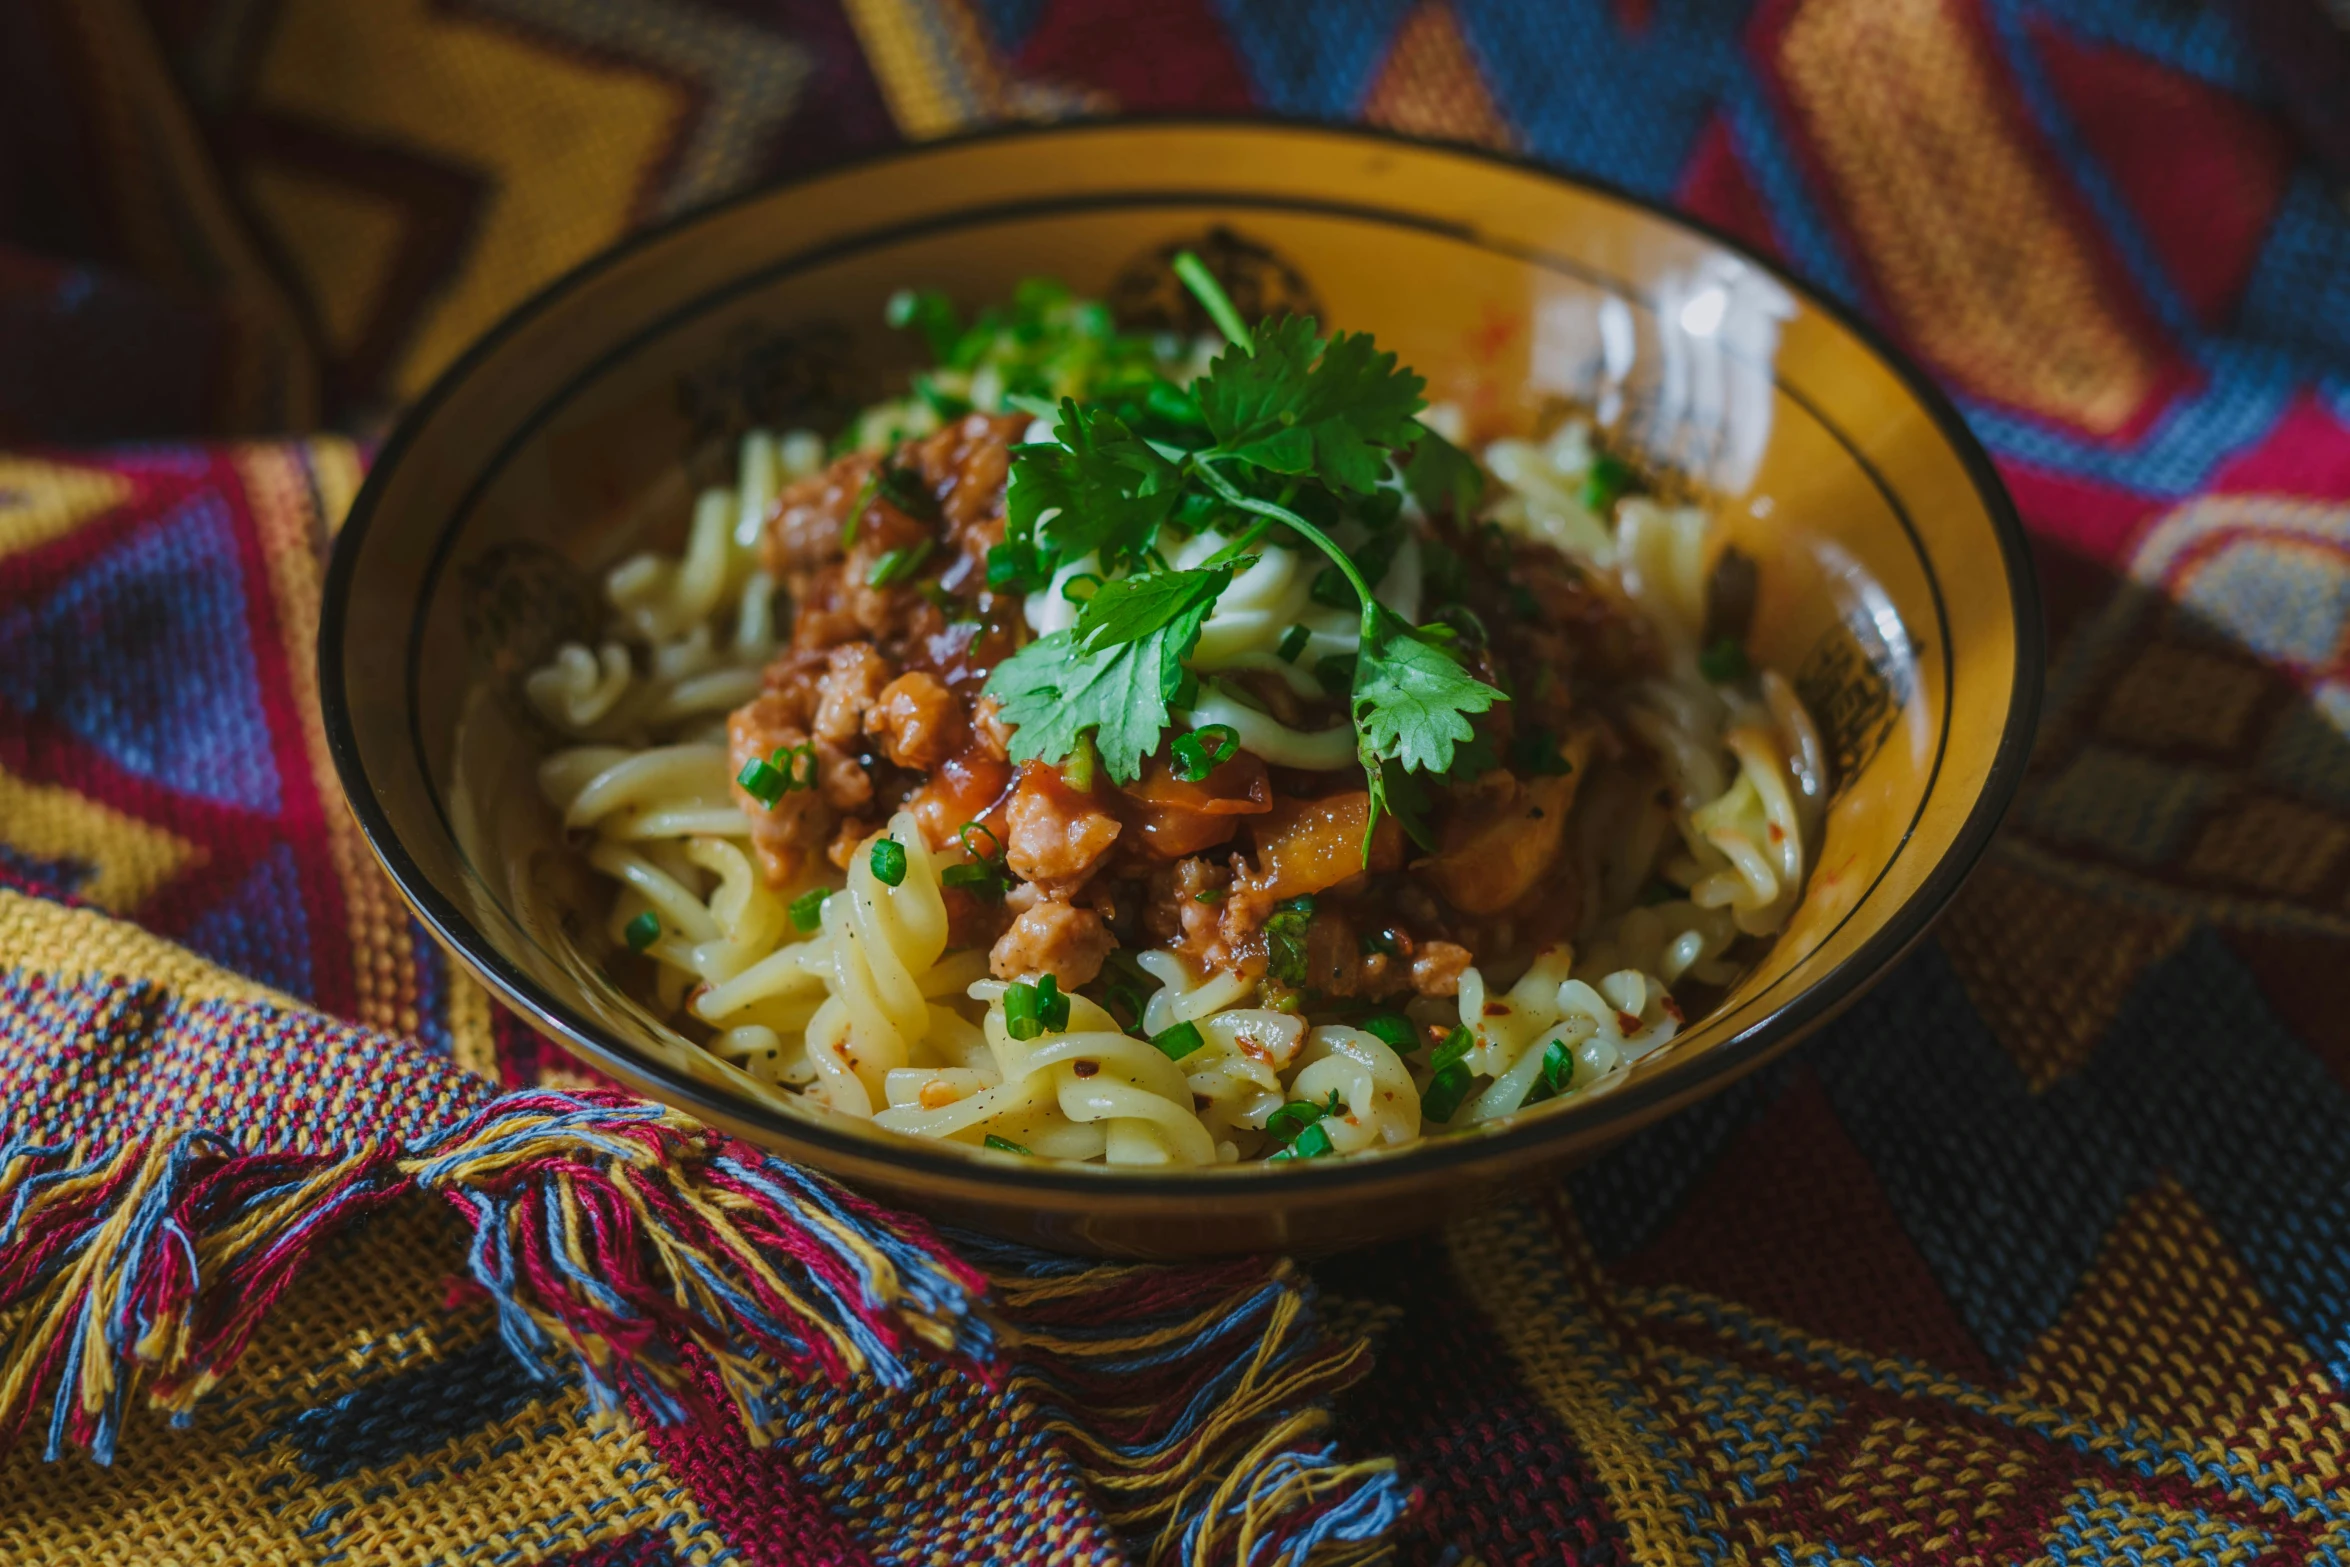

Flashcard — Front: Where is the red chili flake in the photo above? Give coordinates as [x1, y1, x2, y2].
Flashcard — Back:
[1193, 1093, 1212, 1111]
[1484, 1002, 1511, 1017]
[1071, 1059, 1099, 1078]
[1661, 996, 1685, 1024]
[1616, 1011, 1644, 1034]
[1767, 823, 1785, 843]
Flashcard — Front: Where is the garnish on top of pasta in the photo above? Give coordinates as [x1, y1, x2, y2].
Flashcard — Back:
[527, 259, 1828, 1166]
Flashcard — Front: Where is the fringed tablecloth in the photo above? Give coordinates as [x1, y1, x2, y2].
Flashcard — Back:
[4, 2, 2350, 1563]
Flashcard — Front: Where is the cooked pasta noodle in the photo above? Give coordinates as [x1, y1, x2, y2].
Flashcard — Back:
[512, 282, 1832, 1168]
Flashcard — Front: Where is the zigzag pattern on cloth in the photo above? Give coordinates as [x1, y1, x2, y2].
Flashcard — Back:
[1, 0, 2348, 1562]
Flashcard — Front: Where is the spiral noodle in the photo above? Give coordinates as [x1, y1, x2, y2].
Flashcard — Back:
[1483, 419, 1615, 562]
[876, 984, 1222, 1166]
[514, 382, 1832, 1165]
[1447, 949, 1675, 1124]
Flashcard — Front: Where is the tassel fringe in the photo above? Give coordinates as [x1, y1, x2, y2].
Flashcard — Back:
[0, 1091, 991, 1462]
[0, 1095, 1412, 1560]
[969, 1241, 1418, 1567]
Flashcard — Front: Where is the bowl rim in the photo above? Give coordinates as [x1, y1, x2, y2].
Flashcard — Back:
[320, 115, 2044, 1199]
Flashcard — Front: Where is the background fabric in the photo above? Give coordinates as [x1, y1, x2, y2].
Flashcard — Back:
[5, 1, 2350, 1564]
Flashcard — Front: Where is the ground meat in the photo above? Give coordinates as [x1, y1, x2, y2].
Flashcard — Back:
[866, 671, 963, 770]
[813, 642, 891, 744]
[1410, 940, 1474, 997]
[753, 646, 827, 725]
[765, 454, 875, 574]
[1143, 856, 1231, 970]
[827, 815, 877, 870]
[814, 741, 872, 811]
[1298, 906, 1404, 998]
[969, 697, 1014, 762]
[1004, 765, 1121, 888]
[729, 693, 831, 887]
[990, 885, 1116, 987]
[905, 412, 1027, 555]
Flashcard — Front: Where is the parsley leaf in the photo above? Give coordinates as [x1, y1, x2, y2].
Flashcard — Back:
[1005, 399, 1182, 571]
[1196, 318, 1428, 494]
[984, 566, 1230, 784]
[1353, 604, 1503, 778]
[1402, 423, 1483, 520]
[1073, 565, 1232, 650]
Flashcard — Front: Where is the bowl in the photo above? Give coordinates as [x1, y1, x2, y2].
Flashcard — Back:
[320, 120, 2040, 1258]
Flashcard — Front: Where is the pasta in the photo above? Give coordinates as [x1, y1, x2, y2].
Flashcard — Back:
[516, 274, 1829, 1167]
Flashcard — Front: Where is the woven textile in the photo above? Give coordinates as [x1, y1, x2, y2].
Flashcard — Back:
[4, 2, 2350, 1564]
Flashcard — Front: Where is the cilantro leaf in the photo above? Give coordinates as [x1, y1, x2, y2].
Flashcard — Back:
[1196, 318, 1428, 494]
[1005, 399, 1182, 571]
[985, 566, 1230, 784]
[1073, 565, 1232, 651]
[1402, 424, 1483, 521]
[1365, 757, 1436, 853]
[1353, 604, 1503, 828]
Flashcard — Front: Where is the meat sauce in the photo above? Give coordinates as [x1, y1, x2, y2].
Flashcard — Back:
[735, 412, 1656, 999]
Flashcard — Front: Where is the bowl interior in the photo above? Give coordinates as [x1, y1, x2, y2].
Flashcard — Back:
[324, 123, 2034, 1251]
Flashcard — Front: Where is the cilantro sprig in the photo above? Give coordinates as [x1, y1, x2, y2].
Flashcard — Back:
[978, 254, 1505, 845]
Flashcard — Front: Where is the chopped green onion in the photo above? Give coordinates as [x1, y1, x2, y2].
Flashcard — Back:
[1003, 981, 1042, 1040]
[1313, 653, 1357, 697]
[776, 743, 818, 792]
[1510, 727, 1576, 777]
[1169, 723, 1240, 783]
[1171, 249, 1251, 350]
[623, 910, 660, 951]
[1263, 1089, 1342, 1146]
[870, 837, 908, 887]
[1418, 1026, 1477, 1123]
[867, 538, 935, 588]
[788, 888, 830, 932]
[1060, 572, 1104, 604]
[1150, 1020, 1206, 1061]
[1270, 1121, 1335, 1161]
[1034, 973, 1070, 1031]
[1193, 886, 1225, 905]
[1003, 973, 1072, 1041]
[1420, 1061, 1473, 1124]
[1581, 452, 1634, 514]
[941, 862, 1006, 900]
[1698, 637, 1752, 685]
[737, 756, 786, 807]
[1263, 896, 1316, 987]
[1540, 1037, 1575, 1094]
[1360, 1014, 1416, 1053]
[944, 822, 1008, 899]
[982, 1134, 1032, 1155]
[1103, 981, 1145, 1028]
[1523, 1036, 1578, 1107]
[1276, 624, 1311, 663]
[1060, 734, 1097, 793]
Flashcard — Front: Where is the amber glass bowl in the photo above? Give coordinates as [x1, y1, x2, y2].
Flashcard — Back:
[321, 121, 2039, 1258]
